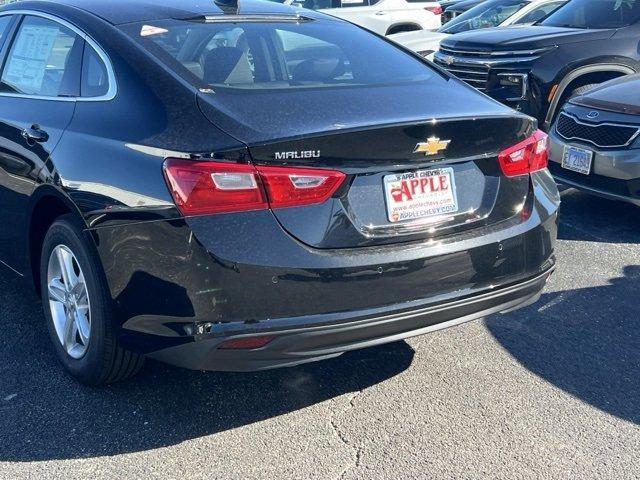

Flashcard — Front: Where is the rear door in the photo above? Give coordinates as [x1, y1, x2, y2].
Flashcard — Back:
[0, 13, 81, 273]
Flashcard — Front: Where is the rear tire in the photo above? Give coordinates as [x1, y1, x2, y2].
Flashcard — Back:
[40, 214, 144, 385]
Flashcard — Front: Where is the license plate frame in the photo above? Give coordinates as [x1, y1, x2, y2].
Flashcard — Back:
[383, 167, 458, 223]
[562, 145, 593, 175]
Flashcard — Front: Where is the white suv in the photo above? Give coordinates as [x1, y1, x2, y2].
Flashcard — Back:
[284, 0, 442, 36]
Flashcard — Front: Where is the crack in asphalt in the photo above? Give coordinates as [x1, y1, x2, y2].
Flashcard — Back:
[330, 391, 364, 480]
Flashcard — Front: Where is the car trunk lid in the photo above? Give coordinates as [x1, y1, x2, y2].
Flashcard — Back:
[197, 84, 536, 249]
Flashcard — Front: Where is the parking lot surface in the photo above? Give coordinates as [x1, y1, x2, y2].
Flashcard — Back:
[0, 188, 639, 480]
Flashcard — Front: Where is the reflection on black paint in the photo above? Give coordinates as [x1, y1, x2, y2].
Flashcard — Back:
[115, 271, 195, 319]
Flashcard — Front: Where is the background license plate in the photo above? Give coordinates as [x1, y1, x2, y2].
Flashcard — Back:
[384, 168, 458, 223]
[562, 146, 593, 175]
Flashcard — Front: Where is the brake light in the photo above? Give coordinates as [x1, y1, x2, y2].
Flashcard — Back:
[258, 165, 346, 209]
[425, 5, 443, 14]
[498, 130, 548, 177]
[163, 160, 267, 215]
[163, 159, 345, 216]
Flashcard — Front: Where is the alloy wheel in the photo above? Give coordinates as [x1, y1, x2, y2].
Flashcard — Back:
[47, 245, 92, 359]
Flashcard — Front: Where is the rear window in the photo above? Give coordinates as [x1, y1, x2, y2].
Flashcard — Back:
[542, 0, 640, 29]
[120, 17, 436, 91]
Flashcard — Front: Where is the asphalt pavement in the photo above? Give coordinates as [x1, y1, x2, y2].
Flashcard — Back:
[1, 188, 639, 479]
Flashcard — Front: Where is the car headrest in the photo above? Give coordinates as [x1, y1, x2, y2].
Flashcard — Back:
[527, 10, 547, 22]
[203, 47, 253, 85]
[291, 57, 346, 83]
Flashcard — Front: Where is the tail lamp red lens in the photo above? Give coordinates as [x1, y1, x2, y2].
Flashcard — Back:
[163, 161, 267, 215]
[498, 130, 549, 177]
[258, 165, 346, 209]
[163, 159, 346, 216]
[425, 5, 443, 14]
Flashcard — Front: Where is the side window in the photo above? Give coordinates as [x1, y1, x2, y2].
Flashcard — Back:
[81, 44, 110, 97]
[0, 15, 81, 97]
[300, 0, 342, 9]
[0, 16, 14, 50]
[514, 2, 565, 24]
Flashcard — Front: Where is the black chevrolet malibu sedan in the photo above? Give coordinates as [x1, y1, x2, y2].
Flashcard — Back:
[0, 0, 559, 385]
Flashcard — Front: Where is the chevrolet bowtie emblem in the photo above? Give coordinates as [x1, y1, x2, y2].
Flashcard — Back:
[414, 137, 451, 156]
[442, 55, 455, 66]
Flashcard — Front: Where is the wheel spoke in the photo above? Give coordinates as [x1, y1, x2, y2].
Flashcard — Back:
[63, 311, 77, 352]
[76, 302, 89, 314]
[75, 310, 90, 345]
[48, 278, 66, 303]
[56, 247, 77, 289]
[71, 281, 87, 300]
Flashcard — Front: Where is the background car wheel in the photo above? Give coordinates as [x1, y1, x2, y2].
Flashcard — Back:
[386, 24, 421, 35]
[550, 84, 601, 126]
[40, 215, 144, 385]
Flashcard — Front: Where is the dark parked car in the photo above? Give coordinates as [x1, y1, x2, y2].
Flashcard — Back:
[0, 0, 559, 385]
[440, 0, 485, 24]
[435, 0, 640, 130]
[549, 74, 640, 205]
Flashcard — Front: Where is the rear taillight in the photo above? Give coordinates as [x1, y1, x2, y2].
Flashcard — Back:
[163, 160, 267, 215]
[425, 5, 443, 15]
[258, 165, 346, 209]
[163, 159, 345, 216]
[498, 130, 548, 177]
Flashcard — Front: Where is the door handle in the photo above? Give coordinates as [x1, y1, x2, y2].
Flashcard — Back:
[375, 10, 386, 15]
[21, 125, 49, 144]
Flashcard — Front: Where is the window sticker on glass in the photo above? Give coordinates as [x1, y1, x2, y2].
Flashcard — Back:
[140, 25, 169, 37]
[3, 24, 60, 93]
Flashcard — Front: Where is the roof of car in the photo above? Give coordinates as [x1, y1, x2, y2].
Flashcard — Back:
[2, 0, 308, 25]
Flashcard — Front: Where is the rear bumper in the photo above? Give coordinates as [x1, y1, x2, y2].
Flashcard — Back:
[548, 129, 640, 206]
[149, 266, 554, 371]
[90, 170, 559, 369]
